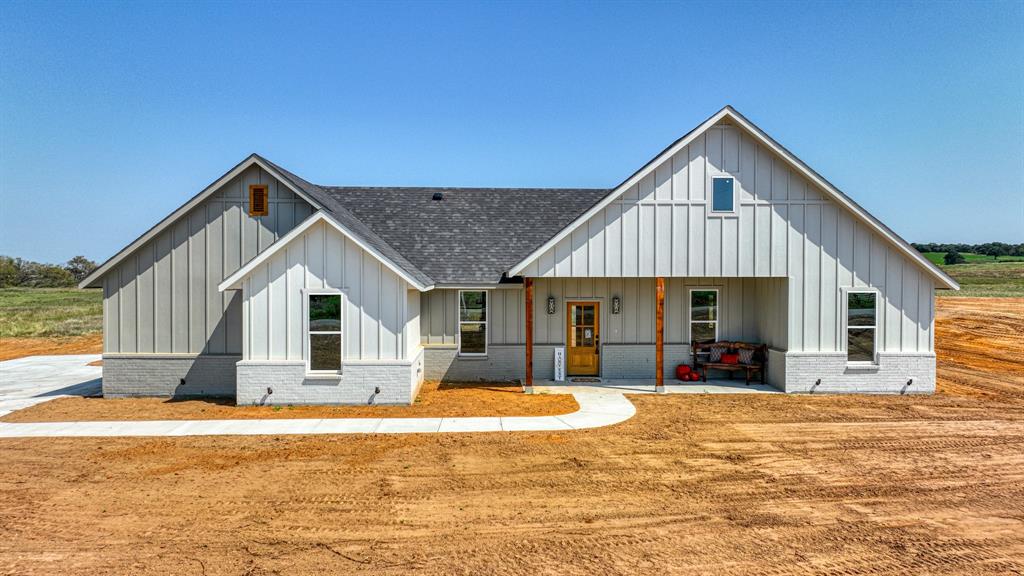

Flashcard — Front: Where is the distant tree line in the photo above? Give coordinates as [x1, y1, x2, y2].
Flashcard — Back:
[912, 242, 1024, 258]
[912, 243, 1024, 266]
[0, 255, 98, 288]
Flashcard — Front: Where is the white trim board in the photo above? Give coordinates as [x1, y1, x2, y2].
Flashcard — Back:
[218, 211, 432, 292]
[79, 154, 324, 289]
[507, 106, 958, 290]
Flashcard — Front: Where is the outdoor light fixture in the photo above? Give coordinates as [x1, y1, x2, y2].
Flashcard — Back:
[547, 296, 556, 315]
[611, 296, 621, 314]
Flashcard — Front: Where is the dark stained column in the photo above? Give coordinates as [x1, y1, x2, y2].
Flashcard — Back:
[655, 276, 665, 393]
[524, 277, 534, 392]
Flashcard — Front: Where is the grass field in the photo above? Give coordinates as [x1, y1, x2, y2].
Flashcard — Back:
[935, 260, 1024, 298]
[921, 251, 1024, 265]
[0, 288, 102, 338]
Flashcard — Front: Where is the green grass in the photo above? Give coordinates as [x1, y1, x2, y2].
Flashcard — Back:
[921, 252, 1024, 266]
[0, 288, 103, 338]
[935, 261, 1024, 298]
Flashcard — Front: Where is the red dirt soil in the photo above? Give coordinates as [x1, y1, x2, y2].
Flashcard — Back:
[0, 298, 1021, 574]
[0, 333, 102, 361]
[2, 380, 578, 421]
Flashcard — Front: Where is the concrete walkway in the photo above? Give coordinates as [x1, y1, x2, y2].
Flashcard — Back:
[0, 354, 102, 417]
[0, 391, 635, 438]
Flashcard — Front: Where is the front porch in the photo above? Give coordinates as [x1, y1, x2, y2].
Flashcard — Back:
[521, 276, 789, 392]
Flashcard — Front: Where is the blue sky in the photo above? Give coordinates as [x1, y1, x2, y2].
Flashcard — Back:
[1, 1, 1021, 264]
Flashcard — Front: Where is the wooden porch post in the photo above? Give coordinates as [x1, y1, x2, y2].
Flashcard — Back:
[655, 276, 665, 393]
[524, 277, 534, 393]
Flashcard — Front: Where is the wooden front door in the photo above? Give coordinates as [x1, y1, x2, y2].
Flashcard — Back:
[566, 301, 600, 376]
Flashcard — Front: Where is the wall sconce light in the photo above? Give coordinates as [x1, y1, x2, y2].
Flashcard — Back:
[611, 296, 621, 314]
[546, 296, 557, 315]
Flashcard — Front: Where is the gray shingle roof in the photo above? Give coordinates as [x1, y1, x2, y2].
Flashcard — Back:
[319, 186, 610, 284]
[256, 155, 435, 287]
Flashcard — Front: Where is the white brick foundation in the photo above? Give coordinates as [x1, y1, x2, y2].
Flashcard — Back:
[236, 349, 424, 405]
[102, 354, 239, 398]
[781, 352, 935, 394]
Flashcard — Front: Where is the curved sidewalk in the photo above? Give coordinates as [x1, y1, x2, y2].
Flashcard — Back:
[0, 392, 635, 438]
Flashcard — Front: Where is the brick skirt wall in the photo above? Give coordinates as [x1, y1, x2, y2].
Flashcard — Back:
[780, 352, 935, 394]
[102, 354, 239, 398]
[236, 348, 423, 406]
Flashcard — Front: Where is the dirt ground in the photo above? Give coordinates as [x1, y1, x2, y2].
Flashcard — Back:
[2, 380, 577, 422]
[1, 299, 1023, 575]
[0, 333, 102, 361]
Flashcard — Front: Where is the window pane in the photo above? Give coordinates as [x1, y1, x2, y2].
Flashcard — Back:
[460, 291, 487, 322]
[848, 293, 876, 326]
[847, 328, 875, 362]
[460, 322, 486, 354]
[309, 294, 341, 331]
[582, 305, 594, 326]
[690, 291, 718, 321]
[691, 321, 716, 343]
[712, 178, 734, 212]
[309, 333, 341, 371]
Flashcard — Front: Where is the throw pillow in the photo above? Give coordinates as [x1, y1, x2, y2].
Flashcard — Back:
[738, 348, 755, 365]
[709, 344, 728, 362]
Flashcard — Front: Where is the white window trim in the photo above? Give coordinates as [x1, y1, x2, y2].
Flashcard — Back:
[709, 175, 738, 216]
[457, 289, 488, 357]
[688, 287, 720, 343]
[842, 287, 879, 366]
[304, 288, 343, 374]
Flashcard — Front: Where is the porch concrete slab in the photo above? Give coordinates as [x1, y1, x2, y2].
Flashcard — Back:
[500, 416, 571, 432]
[439, 417, 503, 433]
[374, 417, 443, 434]
[534, 379, 780, 395]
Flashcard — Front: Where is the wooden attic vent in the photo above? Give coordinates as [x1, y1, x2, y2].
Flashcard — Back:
[249, 184, 269, 217]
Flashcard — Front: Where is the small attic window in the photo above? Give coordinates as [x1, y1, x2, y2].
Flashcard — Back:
[249, 184, 269, 217]
[711, 177, 735, 213]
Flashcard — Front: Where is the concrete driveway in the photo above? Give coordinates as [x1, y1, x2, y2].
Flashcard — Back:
[0, 355, 102, 417]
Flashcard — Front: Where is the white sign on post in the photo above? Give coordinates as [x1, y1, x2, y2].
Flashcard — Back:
[553, 347, 565, 382]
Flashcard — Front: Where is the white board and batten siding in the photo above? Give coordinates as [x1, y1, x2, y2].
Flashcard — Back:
[103, 165, 314, 355]
[518, 121, 935, 354]
[241, 220, 420, 362]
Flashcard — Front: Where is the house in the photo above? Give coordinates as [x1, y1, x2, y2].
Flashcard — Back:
[79, 106, 958, 404]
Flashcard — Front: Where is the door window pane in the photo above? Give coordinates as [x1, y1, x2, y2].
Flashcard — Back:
[309, 334, 341, 371]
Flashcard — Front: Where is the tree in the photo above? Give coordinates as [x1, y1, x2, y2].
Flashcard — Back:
[943, 250, 966, 265]
[64, 255, 97, 283]
[0, 256, 20, 287]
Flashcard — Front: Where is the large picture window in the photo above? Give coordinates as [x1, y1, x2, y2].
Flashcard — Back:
[689, 289, 719, 343]
[458, 290, 487, 356]
[308, 293, 342, 372]
[846, 291, 877, 363]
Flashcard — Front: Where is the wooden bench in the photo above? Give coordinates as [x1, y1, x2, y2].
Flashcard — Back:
[691, 341, 767, 384]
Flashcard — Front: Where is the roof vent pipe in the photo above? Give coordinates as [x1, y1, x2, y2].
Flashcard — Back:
[432, 192, 444, 201]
